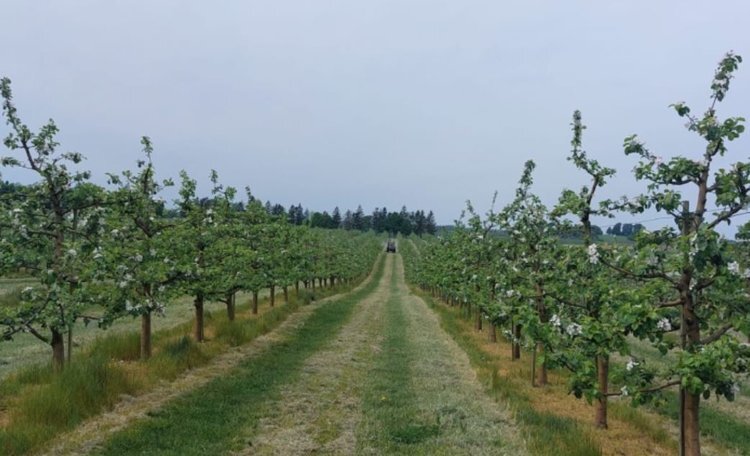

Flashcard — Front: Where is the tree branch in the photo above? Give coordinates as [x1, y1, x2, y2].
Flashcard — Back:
[700, 323, 733, 345]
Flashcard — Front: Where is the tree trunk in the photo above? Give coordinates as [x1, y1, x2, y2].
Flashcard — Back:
[682, 292, 702, 455]
[535, 287, 548, 386]
[226, 291, 236, 321]
[535, 341, 547, 386]
[51, 328, 65, 372]
[312, 279, 316, 291]
[330, 276, 335, 288]
[270, 285, 275, 307]
[595, 355, 609, 429]
[141, 311, 152, 359]
[194, 292, 205, 342]
[67, 326, 73, 363]
[512, 323, 522, 360]
[475, 310, 483, 331]
[295, 281, 300, 294]
[283, 286, 289, 304]
[252, 291, 259, 315]
[488, 323, 497, 342]
[684, 391, 701, 456]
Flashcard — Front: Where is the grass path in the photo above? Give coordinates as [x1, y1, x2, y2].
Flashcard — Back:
[88, 255, 387, 455]
[59, 251, 527, 455]
[38, 258, 382, 455]
[239, 252, 394, 455]
[40, 297, 320, 455]
[355, 254, 524, 455]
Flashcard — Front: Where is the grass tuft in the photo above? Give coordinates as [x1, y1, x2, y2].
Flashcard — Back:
[90, 332, 141, 361]
[0, 355, 139, 455]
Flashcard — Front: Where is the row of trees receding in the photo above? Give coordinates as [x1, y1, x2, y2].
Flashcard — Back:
[402, 53, 749, 456]
[0, 77, 382, 372]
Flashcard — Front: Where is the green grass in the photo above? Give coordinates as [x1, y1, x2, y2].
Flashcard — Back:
[417, 289, 601, 456]
[214, 300, 300, 347]
[357, 258, 439, 451]
[608, 402, 672, 446]
[93, 255, 386, 455]
[650, 392, 750, 454]
[0, 355, 140, 455]
[0, 289, 277, 379]
[0, 273, 369, 455]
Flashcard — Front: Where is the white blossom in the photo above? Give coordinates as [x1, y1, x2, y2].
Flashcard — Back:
[656, 318, 672, 332]
[626, 359, 639, 372]
[22, 286, 34, 294]
[134, 254, 143, 263]
[566, 323, 583, 336]
[550, 314, 562, 328]
[67, 249, 77, 257]
[587, 244, 599, 265]
[620, 386, 629, 396]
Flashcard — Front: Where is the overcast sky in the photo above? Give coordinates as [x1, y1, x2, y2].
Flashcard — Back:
[1, 1, 749, 231]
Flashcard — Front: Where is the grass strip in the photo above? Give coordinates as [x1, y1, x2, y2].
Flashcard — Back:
[0, 272, 372, 456]
[415, 289, 601, 456]
[357, 258, 440, 452]
[93, 254, 386, 455]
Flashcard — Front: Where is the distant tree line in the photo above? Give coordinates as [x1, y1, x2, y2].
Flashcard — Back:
[554, 222, 645, 240]
[2, 179, 437, 237]
[274, 203, 437, 236]
[605, 222, 644, 237]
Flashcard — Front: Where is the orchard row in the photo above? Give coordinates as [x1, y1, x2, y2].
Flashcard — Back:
[0, 77, 382, 370]
[402, 52, 748, 456]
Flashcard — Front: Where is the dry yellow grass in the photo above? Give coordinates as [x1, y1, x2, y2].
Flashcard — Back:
[453, 313, 675, 456]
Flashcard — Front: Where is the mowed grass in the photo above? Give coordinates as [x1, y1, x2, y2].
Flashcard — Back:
[417, 292, 602, 456]
[0, 276, 362, 455]
[93, 255, 386, 455]
[359, 255, 520, 454]
[357, 258, 442, 452]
